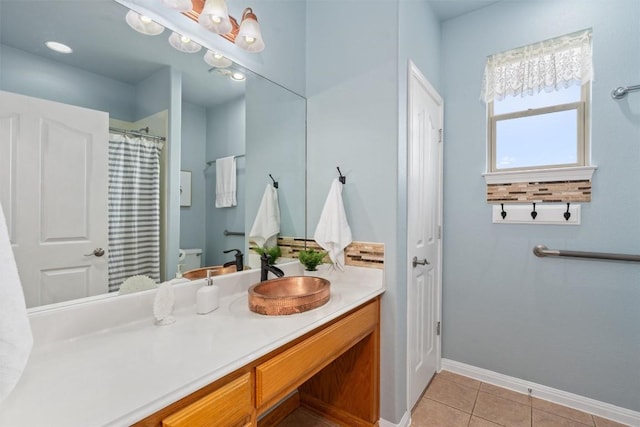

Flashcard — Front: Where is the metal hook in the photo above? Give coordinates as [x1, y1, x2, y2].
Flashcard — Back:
[337, 167, 346, 184]
[269, 174, 278, 189]
[531, 202, 538, 220]
[564, 203, 571, 221]
[500, 203, 507, 220]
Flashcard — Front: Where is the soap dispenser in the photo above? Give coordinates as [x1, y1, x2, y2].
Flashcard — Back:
[196, 270, 220, 314]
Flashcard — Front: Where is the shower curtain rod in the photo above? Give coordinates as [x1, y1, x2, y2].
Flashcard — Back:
[109, 126, 166, 142]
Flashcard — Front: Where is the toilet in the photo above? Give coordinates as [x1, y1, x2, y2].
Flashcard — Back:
[179, 248, 202, 272]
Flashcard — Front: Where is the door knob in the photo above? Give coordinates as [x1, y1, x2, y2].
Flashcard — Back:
[84, 248, 105, 257]
[412, 256, 429, 267]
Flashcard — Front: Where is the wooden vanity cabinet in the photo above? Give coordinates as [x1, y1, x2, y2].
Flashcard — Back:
[162, 373, 253, 427]
[133, 369, 256, 427]
[132, 297, 380, 427]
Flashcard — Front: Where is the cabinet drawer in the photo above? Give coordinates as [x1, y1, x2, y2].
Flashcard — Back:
[162, 373, 253, 427]
[256, 301, 378, 408]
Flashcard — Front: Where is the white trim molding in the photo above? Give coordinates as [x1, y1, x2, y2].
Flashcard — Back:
[483, 165, 597, 184]
[441, 359, 640, 427]
[379, 411, 411, 427]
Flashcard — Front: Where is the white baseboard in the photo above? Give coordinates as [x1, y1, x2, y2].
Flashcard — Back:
[441, 359, 640, 427]
[379, 411, 410, 427]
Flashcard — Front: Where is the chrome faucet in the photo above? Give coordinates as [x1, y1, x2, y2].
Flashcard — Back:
[260, 253, 284, 282]
[222, 249, 244, 271]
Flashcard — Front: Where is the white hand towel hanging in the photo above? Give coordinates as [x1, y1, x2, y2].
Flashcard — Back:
[215, 156, 237, 208]
[249, 184, 280, 248]
[0, 202, 33, 403]
[314, 178, 352, 271]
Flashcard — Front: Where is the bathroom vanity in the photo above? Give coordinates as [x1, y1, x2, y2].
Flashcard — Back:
[0, 264, 384, 427]
[137, 297, 380, 426]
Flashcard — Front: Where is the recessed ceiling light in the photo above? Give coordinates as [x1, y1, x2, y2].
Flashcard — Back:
[45, 41, 73, 54]
[230, 72, 246, 81]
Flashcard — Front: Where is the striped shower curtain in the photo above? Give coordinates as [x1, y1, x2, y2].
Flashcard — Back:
[108, 133, 162, 292]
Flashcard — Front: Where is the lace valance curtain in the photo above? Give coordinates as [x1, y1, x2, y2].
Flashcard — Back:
[480, 29, 593, 103]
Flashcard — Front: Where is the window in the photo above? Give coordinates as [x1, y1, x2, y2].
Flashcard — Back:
[489, 84, 588, 171]
[481, 30, 593, 176]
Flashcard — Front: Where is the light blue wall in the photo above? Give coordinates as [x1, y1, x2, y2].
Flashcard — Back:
[399, 2, 441, 92]
[166, 69, 182, 281]
[205, 97, 246, 266]
[0, 45, 135, 120]
[245, 78, 306, 251]
[441, 0, 640, 411]
[306, 1, 402, 422]
[135, 68, 173, 121]
[180, 101, 207, 254]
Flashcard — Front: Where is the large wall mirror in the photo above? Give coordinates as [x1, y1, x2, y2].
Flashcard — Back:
[0, 0, 306, 309]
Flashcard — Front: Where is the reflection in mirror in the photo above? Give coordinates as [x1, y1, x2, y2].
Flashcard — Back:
[0, 0, 306, 309]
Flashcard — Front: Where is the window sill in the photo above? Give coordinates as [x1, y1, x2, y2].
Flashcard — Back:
[482, 166, 597, 184]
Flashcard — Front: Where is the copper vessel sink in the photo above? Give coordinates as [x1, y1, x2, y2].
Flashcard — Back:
[248, 276, 331, 315]
[182, 265, 237, 280]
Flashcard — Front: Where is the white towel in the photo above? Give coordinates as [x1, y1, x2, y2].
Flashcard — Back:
[0, 202, 33, 403]
[249, 184, 280, 248]
[215, 156, 237, 208]
[313, 178, 352, 271]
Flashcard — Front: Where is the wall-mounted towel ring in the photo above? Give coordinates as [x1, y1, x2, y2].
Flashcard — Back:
[564, 203, 571, 221]
[531, 202, 537, 220]
[269, 174, 279, 189]
[500, 203, 507, 219]
[337, 167, 346, 184]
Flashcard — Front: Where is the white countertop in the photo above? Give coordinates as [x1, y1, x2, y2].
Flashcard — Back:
[0, 264, 384, 427]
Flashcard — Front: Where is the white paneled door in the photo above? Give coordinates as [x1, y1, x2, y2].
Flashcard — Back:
[0, 91, 109, 307]
[407, 63, 443, 410]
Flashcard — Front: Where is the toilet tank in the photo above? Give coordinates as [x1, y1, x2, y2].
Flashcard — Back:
[180, 248, 202, 271]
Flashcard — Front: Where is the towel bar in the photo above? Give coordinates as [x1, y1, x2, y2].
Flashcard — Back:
[224, 230, 245, 236]
[533, 245, 640, 263]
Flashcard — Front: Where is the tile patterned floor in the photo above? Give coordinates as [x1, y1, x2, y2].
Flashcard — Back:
[273, 371, 630, 427]
[411, 371, 630, 427]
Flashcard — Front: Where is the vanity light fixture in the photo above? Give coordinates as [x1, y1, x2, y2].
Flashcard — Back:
[204, 50, 233, 68]
[45, 41, 73, 54]
[162, 0, 193, 12]
[168, 32, 202, 53]
[199, 0, 233, 34]
[235, 8, 264, 52]
[125, 10, 165, 35]
[180, 0, 265, 53]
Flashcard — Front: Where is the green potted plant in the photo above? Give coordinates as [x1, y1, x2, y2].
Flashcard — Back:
[253, 245, 281, 265]
[298, 249, 327, 271]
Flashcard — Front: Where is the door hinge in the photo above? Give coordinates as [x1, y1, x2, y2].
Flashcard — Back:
[438, 225, 441, 239]
[438, 128, 443, 143]
[436, 321, 441, 336]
